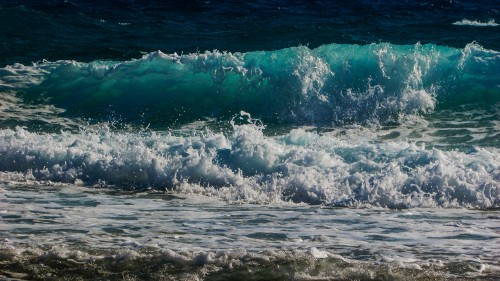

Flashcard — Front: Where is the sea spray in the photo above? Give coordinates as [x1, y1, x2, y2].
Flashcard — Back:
[1, 115, 498, 208]
[1, 43, 498, 129]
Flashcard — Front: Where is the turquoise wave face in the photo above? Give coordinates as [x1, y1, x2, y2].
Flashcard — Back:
[1, 42, 499, 128]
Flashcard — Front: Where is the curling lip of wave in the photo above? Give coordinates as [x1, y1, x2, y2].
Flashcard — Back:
[1, 42, 498, 127]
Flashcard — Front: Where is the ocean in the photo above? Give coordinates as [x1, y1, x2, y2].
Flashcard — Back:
[0, 0, 499, 280]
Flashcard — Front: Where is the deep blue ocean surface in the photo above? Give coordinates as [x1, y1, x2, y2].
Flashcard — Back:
[1, 0, 499, 65]
[0, 1, 499, 280]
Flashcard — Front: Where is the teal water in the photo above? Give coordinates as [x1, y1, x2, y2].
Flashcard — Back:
[2, 43, 498, 129]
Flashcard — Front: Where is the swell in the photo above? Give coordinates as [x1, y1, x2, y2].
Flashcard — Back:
[2, 0, 500, 66]
[1, 42, 499, 128]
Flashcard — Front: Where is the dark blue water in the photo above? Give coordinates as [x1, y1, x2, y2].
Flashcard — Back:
[1, 0, 499, 65]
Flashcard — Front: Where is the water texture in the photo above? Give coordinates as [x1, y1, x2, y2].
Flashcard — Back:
[0, 1, 499, 280]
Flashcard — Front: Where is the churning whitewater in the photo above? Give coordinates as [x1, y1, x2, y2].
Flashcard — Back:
[0, 42, 498, 209]
[0, 119, 498, 208]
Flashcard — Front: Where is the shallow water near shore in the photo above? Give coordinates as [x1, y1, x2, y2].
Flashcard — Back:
[1, 0, 499, 280]
[1, 185, 499, 280]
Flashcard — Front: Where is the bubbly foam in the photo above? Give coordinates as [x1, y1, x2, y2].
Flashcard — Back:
[1, 244, 494, 280]
[453, 19, 499, 27]
[1, 185, 499, 280]
[1, 119, 497, 209]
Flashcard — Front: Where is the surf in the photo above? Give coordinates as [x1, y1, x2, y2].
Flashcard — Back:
[1, 42, 498, 129]
[1, 116, 498, 209]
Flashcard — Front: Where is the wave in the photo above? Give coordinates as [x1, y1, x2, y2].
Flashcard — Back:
[1, 244, 494, 280]
[453, 19, 499, 27]
[1, 119, 498, 209]
[1, 42, 499, 127]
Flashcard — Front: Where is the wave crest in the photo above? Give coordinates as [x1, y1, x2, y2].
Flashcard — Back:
[1, 42, 498, 127]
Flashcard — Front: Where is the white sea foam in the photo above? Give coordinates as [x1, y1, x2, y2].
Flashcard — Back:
[1, 185, 498, 279]
[0, 119, 497, 208]
[0, 243, 469, 280]
[453, 19, 499, 27]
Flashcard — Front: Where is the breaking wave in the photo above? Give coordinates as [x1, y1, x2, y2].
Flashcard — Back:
[1, 119, 498, 209]
[1, 42, 498, 127]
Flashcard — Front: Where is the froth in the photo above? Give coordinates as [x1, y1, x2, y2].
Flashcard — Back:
[2, 244, 486, 281]
[0, 121, 497, 209]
